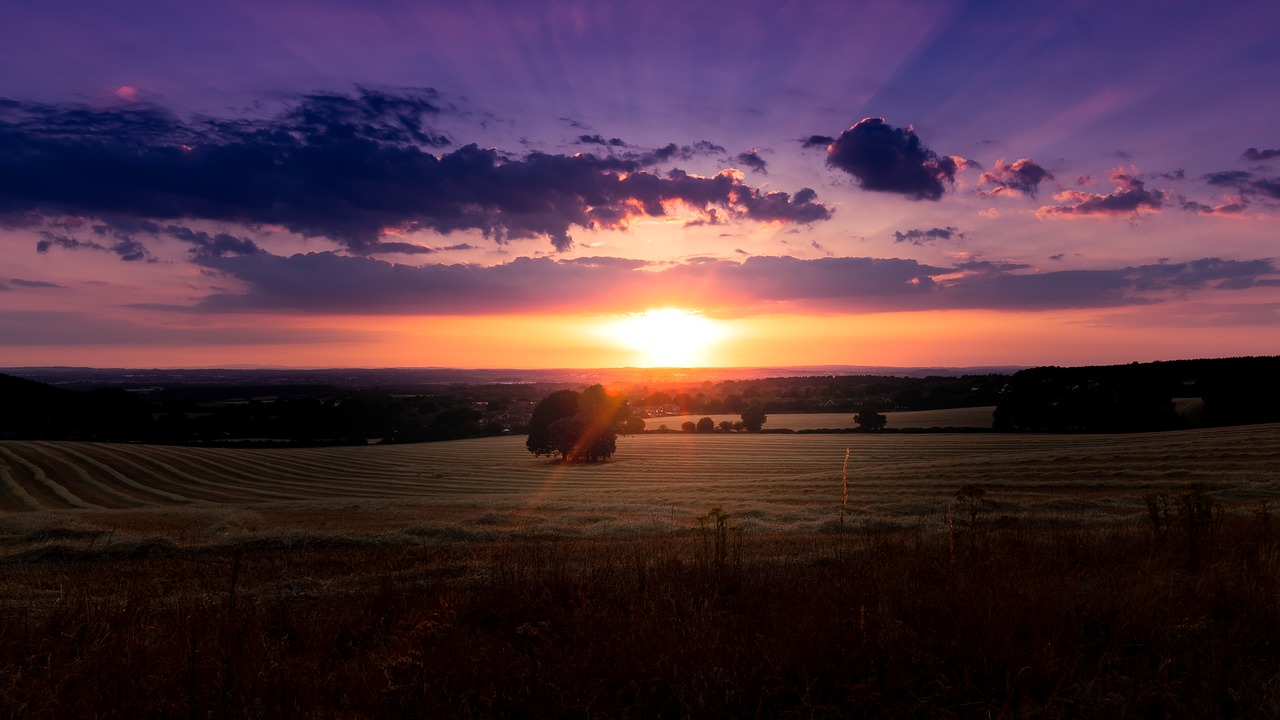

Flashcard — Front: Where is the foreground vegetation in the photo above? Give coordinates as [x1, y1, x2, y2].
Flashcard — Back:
[3, 509, 1280, 718]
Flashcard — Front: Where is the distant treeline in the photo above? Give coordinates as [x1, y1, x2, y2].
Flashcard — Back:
[4, 356, 1278, 443]
[0, 373, 515, 445]
[992, 356, 1280, 432]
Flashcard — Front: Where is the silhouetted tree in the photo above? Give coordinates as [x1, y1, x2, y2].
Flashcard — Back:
[681, 421, 697, 432]
[526, 389, 579, 457]
[696, 416, 716, 433]
[854, 407, 888, 432]
[526, 385, 630, 463]
[741, 403, 767, 432]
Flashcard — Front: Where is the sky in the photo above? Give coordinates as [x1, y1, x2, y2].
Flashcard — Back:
[2, 0, 1279, 369]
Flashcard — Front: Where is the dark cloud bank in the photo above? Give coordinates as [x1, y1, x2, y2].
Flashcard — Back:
[0, 90, 831, 255]
[188, 252, 1280, 316]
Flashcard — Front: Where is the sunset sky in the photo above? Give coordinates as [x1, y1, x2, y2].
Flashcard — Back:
[3, 0, 1279, 369]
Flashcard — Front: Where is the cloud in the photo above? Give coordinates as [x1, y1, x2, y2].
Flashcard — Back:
[1202, 170, 1280, 201]
[978, 158, 1053, 197]
[576, 134, 626, 147]
[1179, 196, 1249, 215]
[187, 250, 1280, 317]
[734, 149, 768, 174]
[824, 118, 958, 200]
[1036, 169, 1165, 219]
[162, 226, 263, 259]
[0, 92, 827, 255]
[1243, 148, 1280, 162]
[0, 310, 379, 346]
[893, 226, 963, 245]
[801, 135, 834, 149]
[36, 231, 152, 262]
[9, 278, 65, 289]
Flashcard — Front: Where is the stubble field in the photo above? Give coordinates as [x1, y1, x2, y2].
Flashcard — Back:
[1, 422, 1278, 549]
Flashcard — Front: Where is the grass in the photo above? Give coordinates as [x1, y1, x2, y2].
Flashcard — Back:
[4, 512, 1280, 718]
[2, 426, 1280, 717]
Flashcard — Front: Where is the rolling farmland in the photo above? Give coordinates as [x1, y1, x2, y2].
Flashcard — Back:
[2, 424, 1278, 545]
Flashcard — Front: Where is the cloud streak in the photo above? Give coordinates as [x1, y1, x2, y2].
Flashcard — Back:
[188, 251, 1280, 317]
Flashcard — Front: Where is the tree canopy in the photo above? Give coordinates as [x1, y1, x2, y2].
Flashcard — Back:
[854, 407, 888, 432]
[740, 403, 767, 432]
[526, 384, 637, 463]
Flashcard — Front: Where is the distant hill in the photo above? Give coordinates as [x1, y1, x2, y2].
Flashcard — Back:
[0, 372, 153, 440]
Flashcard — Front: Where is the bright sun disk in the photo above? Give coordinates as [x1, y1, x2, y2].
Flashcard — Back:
[603, 308, 726, 367]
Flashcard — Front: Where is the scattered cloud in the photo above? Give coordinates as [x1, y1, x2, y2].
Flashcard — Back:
[893, 226, 963, 245]
[800, 135, 834, 149]
[1036, 169, 1165, 219]
[1202, 169, 1280, 201]
[734, 149, 768, 174]
[1243, 147, 1280, 162]
[824, 118, 958, 200]
[9, 278, 65, 289]
[576, 134, 626, 147]
[978, 158, 1053, 197]
[1179, 195, 1249, 215]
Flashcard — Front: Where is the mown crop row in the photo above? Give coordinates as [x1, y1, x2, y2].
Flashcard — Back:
[2, 425, 1278, 530]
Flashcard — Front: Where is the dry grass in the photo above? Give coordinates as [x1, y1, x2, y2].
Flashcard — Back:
[4, 518, 1280, 718]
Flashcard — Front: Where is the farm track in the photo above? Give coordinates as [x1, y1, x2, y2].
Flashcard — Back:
[0, 425, 1277, 524]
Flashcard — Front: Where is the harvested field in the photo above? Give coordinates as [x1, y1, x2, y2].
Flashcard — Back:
[1, 424, 1278, 551]
[646, 405, 996, 430]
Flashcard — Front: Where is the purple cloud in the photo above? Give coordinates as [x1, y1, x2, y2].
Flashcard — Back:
[1202, 169, 1280, 201]
[0, 92, 827, 256]
[1243, 148, 1280, 162]
[576, 134, 626, 147]
[734, 149, 768, 174]
[979, 158, 1053, 197]
[1036, 170, 1165, 219]
[9, 278, 65, 289]
[187, 251, 1280, 316]
[801, 135, 834, 149]
[824, 118, 959, 200]
[893, 227, 962, 245]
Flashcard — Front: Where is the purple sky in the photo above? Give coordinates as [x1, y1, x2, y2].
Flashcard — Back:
[2, 0, 1279, 368]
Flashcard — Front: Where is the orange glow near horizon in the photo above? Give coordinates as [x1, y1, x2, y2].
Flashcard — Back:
[3, 304, 1275, 371]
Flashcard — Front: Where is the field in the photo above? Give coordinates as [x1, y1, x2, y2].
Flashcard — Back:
[3, 427, 1280, 718]
[1, 423, 1277, 544]
[648, 406, 996, 431]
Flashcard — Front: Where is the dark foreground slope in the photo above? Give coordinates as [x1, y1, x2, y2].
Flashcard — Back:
[3, 515, 1279, 719]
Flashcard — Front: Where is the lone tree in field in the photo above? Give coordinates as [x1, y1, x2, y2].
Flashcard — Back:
[526, 385, 636, 463]
[741, 402, 767, 432]
[854, 407, 888, 432]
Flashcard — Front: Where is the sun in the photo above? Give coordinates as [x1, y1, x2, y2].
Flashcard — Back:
[602, 308, 727, 367]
